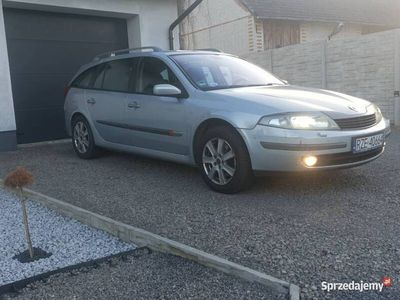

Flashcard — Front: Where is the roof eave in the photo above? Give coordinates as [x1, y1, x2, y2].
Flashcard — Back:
[236, 0, 256, 15]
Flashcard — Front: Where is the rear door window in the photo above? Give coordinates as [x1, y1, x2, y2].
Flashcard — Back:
[102, 59, 136, 92]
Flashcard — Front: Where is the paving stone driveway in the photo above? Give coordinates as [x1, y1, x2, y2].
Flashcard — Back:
[0, 130, 399, 299]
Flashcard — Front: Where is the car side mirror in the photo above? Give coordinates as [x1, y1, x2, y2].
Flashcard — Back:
[282, 80, 289, 85]
[153, 84, 182, 97]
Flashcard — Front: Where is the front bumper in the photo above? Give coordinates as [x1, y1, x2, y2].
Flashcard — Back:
[239, 118, 391, 172]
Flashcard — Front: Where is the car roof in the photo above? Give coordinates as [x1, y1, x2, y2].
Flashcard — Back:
[93, 49, 233, 63]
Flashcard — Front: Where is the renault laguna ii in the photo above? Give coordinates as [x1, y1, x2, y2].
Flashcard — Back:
[64, 48, 391, 193]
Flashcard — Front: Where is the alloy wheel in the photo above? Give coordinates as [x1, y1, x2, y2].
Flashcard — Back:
[73, 121, 90, 154]
[202, 138, 237, 185]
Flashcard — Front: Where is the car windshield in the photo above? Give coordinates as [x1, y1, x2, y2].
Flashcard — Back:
[171, 54, 284, 91]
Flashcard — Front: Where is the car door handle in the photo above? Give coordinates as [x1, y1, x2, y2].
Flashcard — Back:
[87, 98, 96, 105]
[128, 102, 140, 109]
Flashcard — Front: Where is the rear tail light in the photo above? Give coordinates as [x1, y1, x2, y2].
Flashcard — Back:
[64, 85, 71, 98]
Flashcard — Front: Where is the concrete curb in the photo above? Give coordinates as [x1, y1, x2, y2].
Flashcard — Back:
[289, 284, 301, 300]
[0, 181, 300, 300]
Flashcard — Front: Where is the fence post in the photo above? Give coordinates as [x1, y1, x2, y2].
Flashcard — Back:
[394, 30, 400, 127]
[321, 40, 327, 89]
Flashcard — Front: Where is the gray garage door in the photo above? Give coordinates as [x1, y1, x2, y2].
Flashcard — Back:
[4, 8, 129, 143]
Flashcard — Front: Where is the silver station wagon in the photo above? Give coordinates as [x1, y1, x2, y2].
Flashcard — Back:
[64, 47, 391, 193]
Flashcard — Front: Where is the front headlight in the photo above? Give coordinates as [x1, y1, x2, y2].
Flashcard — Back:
[367, 104, 383, 123]
[258, 112, 339, 130]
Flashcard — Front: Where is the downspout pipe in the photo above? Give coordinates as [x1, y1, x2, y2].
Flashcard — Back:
[169, 0, 204, 50]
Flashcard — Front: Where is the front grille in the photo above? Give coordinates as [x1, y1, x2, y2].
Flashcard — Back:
[315, 147, 383, 167]
[334, 114, 376, 130]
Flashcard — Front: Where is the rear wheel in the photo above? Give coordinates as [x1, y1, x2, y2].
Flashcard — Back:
[197, 126, 254, 193]
[71, 116, 97, 159]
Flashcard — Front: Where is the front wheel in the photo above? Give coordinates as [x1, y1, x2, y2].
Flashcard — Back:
[71, 116, 97, 159]
[198, 126, 254, 193]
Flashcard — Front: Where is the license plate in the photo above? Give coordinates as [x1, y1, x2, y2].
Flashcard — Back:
[352, 133, 384, 153]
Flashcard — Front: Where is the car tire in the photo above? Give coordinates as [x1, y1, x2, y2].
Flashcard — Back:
[71, 115, 98, 159]
[197, 126, 254, 194]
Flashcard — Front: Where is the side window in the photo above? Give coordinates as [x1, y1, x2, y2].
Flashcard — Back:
[72, 67, 96, 89]
[102, 59, 134, 92]
[137, 57, 182, 95]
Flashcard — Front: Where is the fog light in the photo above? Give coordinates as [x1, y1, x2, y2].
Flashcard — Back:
[303, 155, 318, 167]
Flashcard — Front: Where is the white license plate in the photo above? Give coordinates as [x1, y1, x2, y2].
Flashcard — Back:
[352, 133, 384, 153]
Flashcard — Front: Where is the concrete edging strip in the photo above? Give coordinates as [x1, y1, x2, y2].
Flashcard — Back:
[0, 181, 300, 300]
[0, 248, 148, 296]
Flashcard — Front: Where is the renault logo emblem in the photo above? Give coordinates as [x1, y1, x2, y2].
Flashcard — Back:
[348, 106, 359, 112]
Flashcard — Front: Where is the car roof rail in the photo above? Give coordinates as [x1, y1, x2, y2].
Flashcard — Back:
[196, 48, 223, 53]
[93, 46, 163, 61]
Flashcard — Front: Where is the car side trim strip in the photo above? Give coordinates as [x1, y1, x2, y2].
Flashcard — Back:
[260, 141, 347, 151]
[96, 120, 183, 137]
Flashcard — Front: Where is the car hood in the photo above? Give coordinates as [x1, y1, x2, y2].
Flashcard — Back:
[208, 85, 372, 119]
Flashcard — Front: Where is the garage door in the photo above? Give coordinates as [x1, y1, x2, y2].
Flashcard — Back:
[4, 8, 129, 143]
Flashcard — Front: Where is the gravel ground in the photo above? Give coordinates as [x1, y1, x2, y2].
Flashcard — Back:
[0, 130, 399, 299]
[0, 190, 134, 286]
[1, 250, 286, 300]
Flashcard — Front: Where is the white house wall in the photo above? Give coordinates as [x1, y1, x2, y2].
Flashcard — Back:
[184, 16, 254, 55]
[181, 0, 249, 29]
[3, 0, 179, 49]
[180, 0, 253, 55]
[0, 5, 16, 134]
